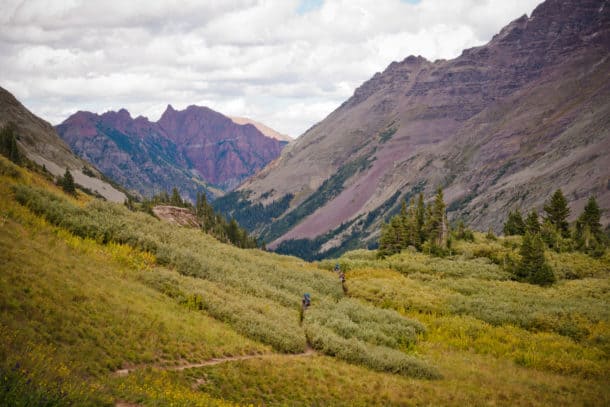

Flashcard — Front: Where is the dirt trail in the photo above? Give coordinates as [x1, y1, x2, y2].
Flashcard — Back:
[114, 346, 316, 377]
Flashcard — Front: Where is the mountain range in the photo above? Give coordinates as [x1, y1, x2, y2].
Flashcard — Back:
[213, 0, 610, 259]
[56, 105, 287, 201]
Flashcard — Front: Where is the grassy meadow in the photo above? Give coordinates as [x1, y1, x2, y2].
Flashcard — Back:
[1, 155, 609, 405]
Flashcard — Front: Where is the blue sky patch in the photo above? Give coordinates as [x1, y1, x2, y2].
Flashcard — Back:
[297, 0, 324, 15]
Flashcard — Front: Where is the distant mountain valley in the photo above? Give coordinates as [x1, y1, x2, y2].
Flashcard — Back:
[56, 105, 288, 201]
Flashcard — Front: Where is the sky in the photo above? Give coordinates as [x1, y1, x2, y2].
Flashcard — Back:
[0, 0, 542, 138]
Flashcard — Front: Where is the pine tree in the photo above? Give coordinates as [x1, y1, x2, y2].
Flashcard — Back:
[0, 123, 22, 164]
[503, 209, 525, 235]
[427, 187, 447, 248]
[405, 199, 421, 248]
[390, 214, 407, 251]
[416, 193, 426, 244]
[400, 200, 408, 220]
[61, 169, 76, 195]
[525, 210, 540, 234]
[155, 190, 170, 204]
[378, 222, 396, 258]
[577, 196, 602, 239]
[195, 192, 204, 217]
[543, 189, 570, 237]
[453, 219, 475, 242]
[517, 232, 555, 285]
[540, 218, 563, 252]
[575, 196, 605, 255]
[170, 187, 183, 207]
[399, 200, 411, 247]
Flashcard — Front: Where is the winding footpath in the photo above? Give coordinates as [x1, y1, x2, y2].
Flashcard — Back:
[113, 345, 316, 377]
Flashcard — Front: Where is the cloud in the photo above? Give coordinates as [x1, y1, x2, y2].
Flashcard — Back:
[0, 0, 541, 137]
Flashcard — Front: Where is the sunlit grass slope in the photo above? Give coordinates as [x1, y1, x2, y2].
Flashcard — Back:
[1, 155, 609, 405]
[11, 180, 436, 378]
[1, 158, 270, 405]
[319, 241, 610, 382]
[191, 348, 608, 407]
[0, 155, 435, 404]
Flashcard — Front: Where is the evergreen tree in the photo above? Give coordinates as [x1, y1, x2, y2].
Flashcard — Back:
[226, 219, 240, 246]
[423, 205, 433, 241]
[0, 123, 22, 164]
[576, 196, 602, 239]
[426, 187, 447, 248]
[525, 210, 540, 235]
[405, 199, 421, 248]
[575, 196, 606, 255]
[377, 214, 408, 258]
[61, 169, 76, 195]
[378, 222, 397, 258]
[400, 200, 408, 220]
[390, 214, 407, 251]
[543, 189, 570, 237]
[156, 190, 170, 204]
[453, 219, 474, 241]
[170, 187, 183, 207]
[399, 200, 411, 247]
[195, 192, 204, 217]
[517, 232, 555, 285]
[503, 209, 525, 235]
[416, 193, 426, 244]
[540, 218, 563, 252]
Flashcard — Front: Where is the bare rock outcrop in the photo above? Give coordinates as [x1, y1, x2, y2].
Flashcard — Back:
[152, 205, 200, 228]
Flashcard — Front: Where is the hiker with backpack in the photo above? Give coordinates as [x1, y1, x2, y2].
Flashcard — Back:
[302, 293, 311, 309]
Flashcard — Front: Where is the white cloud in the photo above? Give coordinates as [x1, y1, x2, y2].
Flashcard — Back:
[0, 0, 541, 137]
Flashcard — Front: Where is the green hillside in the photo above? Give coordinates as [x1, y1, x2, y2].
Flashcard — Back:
[1, 155, 609, 406]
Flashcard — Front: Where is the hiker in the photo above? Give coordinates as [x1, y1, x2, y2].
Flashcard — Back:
[334, 263, 340, 273]
[339, 271, 347, 294]
[302, 293, 311, 309]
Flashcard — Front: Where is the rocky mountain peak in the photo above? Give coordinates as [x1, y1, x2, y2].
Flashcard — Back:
[99, 108, 135, 133]
[158, 104, 177, 123]
[57, 103, 287, 196]
[222, 0, 610, 259]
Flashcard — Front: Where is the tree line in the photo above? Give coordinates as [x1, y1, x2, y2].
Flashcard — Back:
[378, 188, 449, 258]
[133, 187, 259, 250]
[378, 187, 607, 286]
[504, 189, 606, 257]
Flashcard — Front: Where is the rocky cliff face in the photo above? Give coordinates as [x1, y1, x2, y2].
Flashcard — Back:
[152, 205, 200, 228]
[0, 86, 126, 202]
[158, 105, 284, 190]
[56, 105, 285, 201]
[214, 0, 610, 259]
